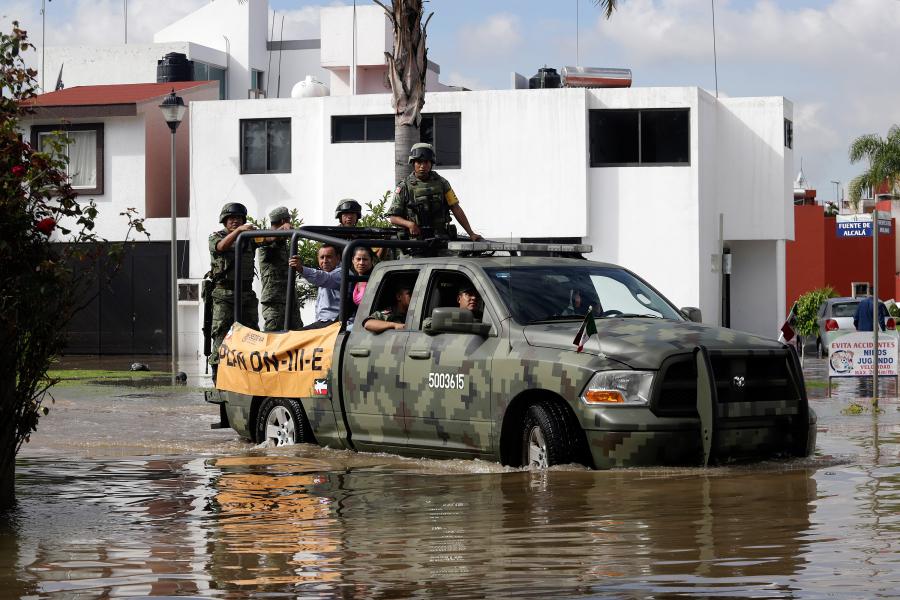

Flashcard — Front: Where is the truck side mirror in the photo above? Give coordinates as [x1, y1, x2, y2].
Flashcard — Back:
[427, 307, 492, 337]
[681, 307, 702, 323]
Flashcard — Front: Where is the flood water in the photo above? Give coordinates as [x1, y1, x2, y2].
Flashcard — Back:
[5, 358, 900, 598]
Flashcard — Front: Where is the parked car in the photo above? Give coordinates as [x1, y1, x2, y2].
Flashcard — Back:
[815, 296, 896, 356]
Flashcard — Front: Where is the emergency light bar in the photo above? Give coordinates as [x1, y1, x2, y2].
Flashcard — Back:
[448, 241, 593, 254]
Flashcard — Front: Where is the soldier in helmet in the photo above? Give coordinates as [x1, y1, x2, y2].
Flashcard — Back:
[257, 206, 302, 332]
[335, 199, 362, 227]
[208, 202, 261, 381]
[387, 143, 483, 242]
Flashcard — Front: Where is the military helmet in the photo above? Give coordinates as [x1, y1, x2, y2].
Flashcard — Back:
[408, 142, 436, 164]
[335, 199, 362, 220]
[219, 202, 248, 224]
[269, 206, 290, 224]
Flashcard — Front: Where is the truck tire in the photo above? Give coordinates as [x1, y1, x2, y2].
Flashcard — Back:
[255, 398, 312, 447]
[521, 401, 569, 468]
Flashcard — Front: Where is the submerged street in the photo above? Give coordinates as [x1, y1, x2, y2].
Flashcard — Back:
[4, 358, 900, 598]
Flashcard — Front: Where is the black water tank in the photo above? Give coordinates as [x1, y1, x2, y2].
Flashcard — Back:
[529, 67, 561, 89]
[157, 52, 194, 83]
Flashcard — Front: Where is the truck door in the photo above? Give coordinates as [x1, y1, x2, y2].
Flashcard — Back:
[340, 267, 422, 453]
[402, 269, 497, 457]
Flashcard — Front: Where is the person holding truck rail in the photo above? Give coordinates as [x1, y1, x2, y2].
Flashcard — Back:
[207, 202, 261, 382]
[258, 206, 302, 332]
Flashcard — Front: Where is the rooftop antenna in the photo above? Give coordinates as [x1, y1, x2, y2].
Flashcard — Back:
[711, 0, 719, 98]
[576, 0, 580, 67]
[124, 0, 127, 44]
[351, 0, 357, 94]
[40, 0, 48, 91]
[266, 10, 275, 98]
[276, 14, 285, 97]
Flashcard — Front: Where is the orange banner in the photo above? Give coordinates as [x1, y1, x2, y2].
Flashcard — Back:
[216, 323, 341, 398]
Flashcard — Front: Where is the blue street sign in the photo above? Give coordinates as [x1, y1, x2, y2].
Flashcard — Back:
[836, 215, 892, 237]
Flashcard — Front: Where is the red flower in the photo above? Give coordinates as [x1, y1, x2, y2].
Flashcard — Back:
[36, 217, 56, 236]
[11, 164, 25, 177]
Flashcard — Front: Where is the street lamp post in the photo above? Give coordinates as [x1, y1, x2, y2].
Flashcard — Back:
[831, 180, 840, 212]
[159, 90, 186, 380]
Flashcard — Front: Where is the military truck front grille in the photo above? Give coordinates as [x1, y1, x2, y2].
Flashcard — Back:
[652, 350, 802, 417]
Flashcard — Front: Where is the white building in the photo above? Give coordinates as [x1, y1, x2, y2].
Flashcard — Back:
[189, 87, 793, 354]
[30, 0, 794, 361]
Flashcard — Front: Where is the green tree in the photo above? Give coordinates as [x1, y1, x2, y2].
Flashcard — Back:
[848, 125, 900, 211]
[793, 287, 837, 338]
[0, 24, 143, 508]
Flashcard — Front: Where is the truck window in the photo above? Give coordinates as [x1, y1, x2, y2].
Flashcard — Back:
[420, 271, 483, 328]
[363, 270, 420, 329]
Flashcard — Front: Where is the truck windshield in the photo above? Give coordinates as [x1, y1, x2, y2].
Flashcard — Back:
[484, 266, 684, 325]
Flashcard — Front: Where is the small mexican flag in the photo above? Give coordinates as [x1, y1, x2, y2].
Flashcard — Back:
[573, 307, 598, 352]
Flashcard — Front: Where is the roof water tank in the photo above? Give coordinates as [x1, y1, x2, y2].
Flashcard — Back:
[291, 76, 330, 98]
[562, 66, 632, 88]
[157, 52, 193, 83]
[528, 67, 561, 89]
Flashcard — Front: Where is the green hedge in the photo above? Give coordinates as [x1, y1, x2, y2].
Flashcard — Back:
[793, 287, 837, 337]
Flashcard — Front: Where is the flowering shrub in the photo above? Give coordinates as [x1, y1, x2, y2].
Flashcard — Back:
[0, 23, 144, 506]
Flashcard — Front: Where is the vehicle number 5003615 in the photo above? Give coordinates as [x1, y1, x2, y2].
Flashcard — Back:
[428, 373, 465, 389]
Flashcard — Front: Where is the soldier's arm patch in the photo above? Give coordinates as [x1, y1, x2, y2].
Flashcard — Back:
[445, 188, 459, 207]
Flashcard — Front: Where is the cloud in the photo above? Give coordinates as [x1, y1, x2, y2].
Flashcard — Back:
[459, 13, 522, 59]
[444, 70, 485, 90]
[272, 7, 322, 40]
[794, 102, 841, 154]
[2, 0, 206, 48]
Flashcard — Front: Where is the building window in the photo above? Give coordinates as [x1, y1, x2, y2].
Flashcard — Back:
[589, 108, 689, 167]
[250, 69, 265, 97]
[193, 61, 227, 99]
[784, 118, 793, 149]
[421, 113, 461, 169]
[331, 112, 461, 168]
[331, 115, 394, 143]
[31, 123, 104, 195]
[240, 118, 291, 174]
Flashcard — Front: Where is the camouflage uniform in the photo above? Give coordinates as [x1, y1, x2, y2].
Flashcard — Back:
[208, 230, 260, 369]
[366, 308, 406, 324]
[258, 206, 303, 333]
[388, 171, 458, 237]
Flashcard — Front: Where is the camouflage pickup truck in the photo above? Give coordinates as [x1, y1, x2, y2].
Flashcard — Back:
[206, 234, 816, 469]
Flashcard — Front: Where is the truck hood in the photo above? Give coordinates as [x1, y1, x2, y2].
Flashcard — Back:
[523, 319, 783, 370]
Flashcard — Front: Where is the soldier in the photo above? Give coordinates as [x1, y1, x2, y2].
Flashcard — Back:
[208, 202, 261, 382]
[387, 143, 483, 241]
[335, 199, 362, 227]
[257, 206, 302, 332]
[363, 284, 413, 333]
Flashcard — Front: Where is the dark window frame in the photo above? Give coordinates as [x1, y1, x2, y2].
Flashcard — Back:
[240, 118, 291, 174]
[784, 118, 793, 149]
[330, 114, 394, 143]
[589, 108, 690, 168]
[31, 122, 104, 195]
[330, 112, 462, 168]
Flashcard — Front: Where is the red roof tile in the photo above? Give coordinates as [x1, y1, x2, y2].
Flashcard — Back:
[23, 81, 214, 107]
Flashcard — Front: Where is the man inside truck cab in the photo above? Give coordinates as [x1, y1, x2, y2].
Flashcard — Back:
[363, 284, 413, 333]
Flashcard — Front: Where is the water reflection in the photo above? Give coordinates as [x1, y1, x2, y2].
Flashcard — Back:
[7, 356, 900, 597]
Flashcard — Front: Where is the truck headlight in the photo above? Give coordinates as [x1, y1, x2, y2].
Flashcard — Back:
[581, 370, 653, 406]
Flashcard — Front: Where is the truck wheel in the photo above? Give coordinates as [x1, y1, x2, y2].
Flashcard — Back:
[256, 398, 311, 447]
[521, 402, 569, 469]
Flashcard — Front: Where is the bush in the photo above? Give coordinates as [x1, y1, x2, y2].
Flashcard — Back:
[793, 287, 837, 337]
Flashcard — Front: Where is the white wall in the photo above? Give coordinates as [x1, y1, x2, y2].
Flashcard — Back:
[587, 87, 701, 312]
[154, 0, 267, 101]
[182, 86, 793, 342]
[270, 47, 330, 98]
[44, 43, 188, 88]
[728, 240, 783, 337]
[320, 5, 390, 68]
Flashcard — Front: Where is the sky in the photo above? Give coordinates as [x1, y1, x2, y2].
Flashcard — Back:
[3, 0, 900, 201]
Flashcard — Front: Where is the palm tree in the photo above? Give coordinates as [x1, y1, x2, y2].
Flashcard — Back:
[374, 0, 432, 183]
[848, 125, 900, 212]
[375, 0, 619, 184]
